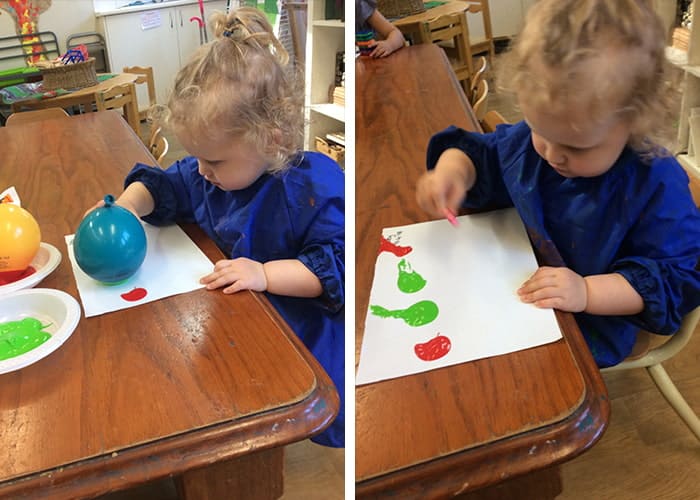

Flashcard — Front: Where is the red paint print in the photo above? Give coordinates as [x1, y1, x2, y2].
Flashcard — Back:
[414, 333, 451, 361]
[120, 287, 147, 302]
[378, 236, 412, 257]
[0, 266, 36, 285]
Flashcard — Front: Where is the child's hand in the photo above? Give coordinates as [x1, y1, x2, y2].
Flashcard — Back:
[82, 198, 139, 219]
[518, 266, 587, 312]
[369, 40, 395, 58]
[415, 162, 469, 218]
[200, 257, 268, 294]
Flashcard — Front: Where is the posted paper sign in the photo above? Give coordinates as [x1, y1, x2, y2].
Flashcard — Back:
[356, 208, 562, 385]
[65, 224, 214, 317]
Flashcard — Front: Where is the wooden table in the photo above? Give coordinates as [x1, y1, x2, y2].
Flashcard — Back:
[0, 111, 339, 499]
[9, 73, 141, 136]
[355, 44, 610, 498]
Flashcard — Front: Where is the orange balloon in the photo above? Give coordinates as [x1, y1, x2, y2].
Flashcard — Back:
[0, 204, 41, 274]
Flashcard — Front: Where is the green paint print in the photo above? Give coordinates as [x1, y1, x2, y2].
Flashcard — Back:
[397, 259, 427, 293]
[370, 300, 439, 327]
[0, 317, 51, 361]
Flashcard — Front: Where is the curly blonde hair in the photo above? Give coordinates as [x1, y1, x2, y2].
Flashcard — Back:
[151, 7, 304, 173]
[498, 0, 679, 156]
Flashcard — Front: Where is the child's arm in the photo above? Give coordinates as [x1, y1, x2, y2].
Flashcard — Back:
[115, 182, 155, 217]
[83, 181, 154, 218]
[200, 257, 322, 297]
[416, 148, 477, 218]
[367, 9, 405, 58]
[518, 266, 644, 314]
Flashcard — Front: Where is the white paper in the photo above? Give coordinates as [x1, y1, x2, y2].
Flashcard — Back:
[65, 224, 214, 317]
[140, 11, 161, 30]
[356, 208, 562, 385]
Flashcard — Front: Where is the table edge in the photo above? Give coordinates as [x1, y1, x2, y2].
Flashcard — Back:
[356, 310, 610, 497]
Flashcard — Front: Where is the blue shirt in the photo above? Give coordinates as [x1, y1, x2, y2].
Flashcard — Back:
[125, 152, 345, 447]
[428, 122, 700, 367]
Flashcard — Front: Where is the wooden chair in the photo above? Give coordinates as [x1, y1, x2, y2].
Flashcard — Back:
[463, 0, 495, 70]
[480, 109, 507, 133]
[95, 82, 141, 138]
[5, 107, 69, 126]
[602, 307, 700, 440]
[471, 78, 488, 121]
[122, 65, 156, 122]
[148, 125, 169, 166]
[469, 55, 487, 102]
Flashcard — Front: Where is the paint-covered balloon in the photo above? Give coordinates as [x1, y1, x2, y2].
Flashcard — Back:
[0, 203, 41, 282]
[74, 195, 147, 284]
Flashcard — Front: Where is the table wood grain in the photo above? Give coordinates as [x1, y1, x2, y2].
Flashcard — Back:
[355, 44, 609, 498]
[0, 111, 338, 499]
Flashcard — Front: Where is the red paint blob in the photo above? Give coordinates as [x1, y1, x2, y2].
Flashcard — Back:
[0, 266, 36, 285]
[378, 236, 412, 257]
[121, 287, 147, 302]
[414, 334, 451, 361]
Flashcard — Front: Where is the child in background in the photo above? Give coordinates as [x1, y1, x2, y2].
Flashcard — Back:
[86, 7, 345, 447]
[356, 0, 406, 58]
[416, 0, 700, 367]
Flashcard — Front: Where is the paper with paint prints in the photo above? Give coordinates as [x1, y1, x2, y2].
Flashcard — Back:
[355, 208, 562, 385]
[65, 224, 214, 317]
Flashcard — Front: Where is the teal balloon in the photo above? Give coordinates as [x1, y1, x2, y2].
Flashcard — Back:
[74, 195, 147, 284]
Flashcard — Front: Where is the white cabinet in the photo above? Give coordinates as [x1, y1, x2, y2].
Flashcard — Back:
[97, 0, 227, 112]
[304, 0, 345, 164]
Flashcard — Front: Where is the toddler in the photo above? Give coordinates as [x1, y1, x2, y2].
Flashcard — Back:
[416, 0, 700, 367]
[356, 0, 406, 58]
[86, 7, 345, 446]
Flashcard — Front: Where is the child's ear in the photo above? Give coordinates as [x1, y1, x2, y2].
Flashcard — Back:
[272, 128, 284, 145]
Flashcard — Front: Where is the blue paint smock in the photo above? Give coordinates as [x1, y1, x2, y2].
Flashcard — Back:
[125, 152, 345, 447]
[427, 122, 700, 367]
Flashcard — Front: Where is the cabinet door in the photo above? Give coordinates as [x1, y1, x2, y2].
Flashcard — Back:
[101, 8, 181, 106]
[175, 1, 228, 68]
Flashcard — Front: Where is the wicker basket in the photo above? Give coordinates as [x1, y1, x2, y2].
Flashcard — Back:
[377, 0, 425, 18]
[36, 57, 98, 90]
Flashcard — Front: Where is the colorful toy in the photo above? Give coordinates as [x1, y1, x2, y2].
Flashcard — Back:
[73, 195, 147, 285]
[0, 203, 41, 282]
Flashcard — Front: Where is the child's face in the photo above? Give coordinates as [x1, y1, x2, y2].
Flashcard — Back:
[521, 101, 631, 178]
[176, 131, 269, 190]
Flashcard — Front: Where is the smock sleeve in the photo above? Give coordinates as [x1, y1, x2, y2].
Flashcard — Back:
[611, 162, 700, 334]
[124, 158, 199, 225]
[427, 125, 513, 210]
[291, 157, 345, 314]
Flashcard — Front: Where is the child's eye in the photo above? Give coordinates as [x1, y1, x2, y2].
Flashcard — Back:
[565, 145, 589, 153]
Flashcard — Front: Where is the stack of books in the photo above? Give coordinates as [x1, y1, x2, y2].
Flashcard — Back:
[673, 26, 690, 51]
[332, 86, 345, 106]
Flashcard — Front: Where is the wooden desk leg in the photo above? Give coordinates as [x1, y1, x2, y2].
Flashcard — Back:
[176, 447, 284, 500]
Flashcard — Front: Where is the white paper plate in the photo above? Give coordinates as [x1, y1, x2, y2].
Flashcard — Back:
[0, 288, 81, 374]
[0, 243, 62, 295]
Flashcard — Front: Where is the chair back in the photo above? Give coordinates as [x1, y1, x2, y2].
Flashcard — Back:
[6, 107, 69, 126]
[284, 2, 307, 67]
[0, 32, 60, 88]
[471, 78, 488, 121]
[480, 109, 507, 133]
[122, 65, 156, 121]
[95, 82, 141, 138]
[469, 56, 487, 100]
[464, 1, 495, 61]
[148, 126, 169, 165]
